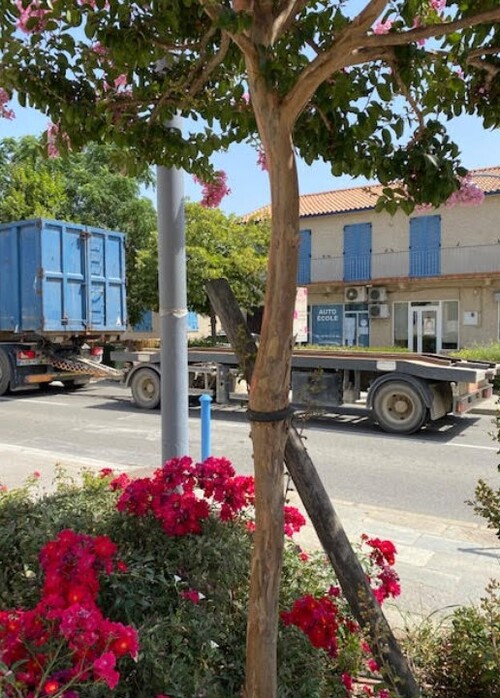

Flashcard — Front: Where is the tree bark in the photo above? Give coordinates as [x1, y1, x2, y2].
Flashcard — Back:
[206, 278, 421, 698]
[236, 103, 300, 698]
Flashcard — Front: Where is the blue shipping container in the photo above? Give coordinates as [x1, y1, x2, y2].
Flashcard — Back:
[0, 219, 127, 334]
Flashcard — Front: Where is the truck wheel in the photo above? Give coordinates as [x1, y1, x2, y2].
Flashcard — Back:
[131, 368, 160, 409]
[372, 381, 428, 434]
[0, 349, 11, 396]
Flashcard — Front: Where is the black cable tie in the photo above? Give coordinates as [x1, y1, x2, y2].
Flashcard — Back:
[247, 406, 294, 423]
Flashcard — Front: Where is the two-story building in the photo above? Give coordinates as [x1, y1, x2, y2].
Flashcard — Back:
[288, 166, 500, 351]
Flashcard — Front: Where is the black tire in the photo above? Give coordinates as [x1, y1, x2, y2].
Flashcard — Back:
[0, 349, 11, 396]
[64, 378, 91, 391]
[130, 368, 161, 409]
[372, 380, 428, 434]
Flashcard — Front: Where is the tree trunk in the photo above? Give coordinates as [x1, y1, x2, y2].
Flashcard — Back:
[209, 305, 217, 344]
[243, 112, 300, 698]
[206, 279, 421, 698]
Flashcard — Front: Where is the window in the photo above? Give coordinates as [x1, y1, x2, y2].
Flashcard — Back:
[409, 215, 441, 277]
[187, 311, 199, 332]
[393, 302, 409, 348]
[343, 223, 371, 281]
[441, 301, 458, 350]
[297, 230, 311, 284]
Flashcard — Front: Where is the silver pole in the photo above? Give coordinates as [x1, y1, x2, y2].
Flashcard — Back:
[156, 114, 189, 462]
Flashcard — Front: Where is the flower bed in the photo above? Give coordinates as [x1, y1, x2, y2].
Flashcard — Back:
[0, 458, 399, 697]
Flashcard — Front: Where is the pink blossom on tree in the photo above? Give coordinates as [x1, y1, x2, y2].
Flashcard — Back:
[15, 0, 49, 33]
[372, 19, 393, 35]
[257, 146, 268, 172]
[430, 0, 446, 12]
[92, 42, 109, 57]
[445, 174, 485, 207]
[193, 171, 231, 208]
[0, 88, 15, 120]
[46, 121, 71, 159]
[113, 74, 128, 90]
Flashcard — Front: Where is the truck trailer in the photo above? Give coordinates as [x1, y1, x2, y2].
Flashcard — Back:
[0, 219, 126, 394]
[114, 346, 499, 435]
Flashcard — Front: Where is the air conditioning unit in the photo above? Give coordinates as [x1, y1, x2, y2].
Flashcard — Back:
[344, 286, 367, 303]
[368, 287, 387, 302]
[369, 303, 390, 319]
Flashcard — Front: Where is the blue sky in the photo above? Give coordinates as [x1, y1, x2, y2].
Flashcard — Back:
[1, 103, 499, 217]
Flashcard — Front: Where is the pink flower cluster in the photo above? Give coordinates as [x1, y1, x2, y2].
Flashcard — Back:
[257, 146, 268, 171]
[445, 174, 485, 207]
[193, 171, 231, 208]
[0, 88, 15, 120]
[15, 0, 49, 33]
[47, 122, 71, 159]
[429, 0, 446, 12]
[362, 535, 401, 604]
[372, 19, 393, 35]
[113, 456, 255, 536]
[0, 530, 137, 696]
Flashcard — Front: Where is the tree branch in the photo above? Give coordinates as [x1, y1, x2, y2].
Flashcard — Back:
[388, 55, 425, 134]
[282, 6, 500, 127]
[188, 32, 231, 97]
[361, 8, 500, 49]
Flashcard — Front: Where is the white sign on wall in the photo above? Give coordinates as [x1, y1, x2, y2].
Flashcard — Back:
[293, 286, 308, 343]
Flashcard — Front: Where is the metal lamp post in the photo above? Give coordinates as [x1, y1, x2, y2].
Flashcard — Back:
[156, 114, 189, 463]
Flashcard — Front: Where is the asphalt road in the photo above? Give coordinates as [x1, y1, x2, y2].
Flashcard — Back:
[0, 380, 498, 525]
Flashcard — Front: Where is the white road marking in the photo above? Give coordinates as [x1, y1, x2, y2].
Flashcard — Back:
[445, 442, 498, 451]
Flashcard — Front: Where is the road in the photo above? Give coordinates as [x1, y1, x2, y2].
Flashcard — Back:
[1, 381, 499, 618]
[0, 380, 498, 523]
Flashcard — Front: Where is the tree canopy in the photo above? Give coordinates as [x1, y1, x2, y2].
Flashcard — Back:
[1, 1, 499, 207]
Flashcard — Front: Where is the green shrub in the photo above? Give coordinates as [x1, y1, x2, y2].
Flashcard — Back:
[0, 470, 381, 698]
[404, 581, 500, 698]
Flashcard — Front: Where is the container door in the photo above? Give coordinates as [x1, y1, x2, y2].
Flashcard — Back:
[42, 222, 87, 331]
[88, 230, 126, 331]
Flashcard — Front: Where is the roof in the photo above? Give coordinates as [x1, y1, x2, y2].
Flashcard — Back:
[248, 165, 500, 220]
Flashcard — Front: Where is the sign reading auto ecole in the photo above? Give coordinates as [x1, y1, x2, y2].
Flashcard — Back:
[311, 304, 344, 345]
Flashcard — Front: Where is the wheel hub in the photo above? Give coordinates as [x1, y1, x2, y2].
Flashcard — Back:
[392, 396, 411, 416]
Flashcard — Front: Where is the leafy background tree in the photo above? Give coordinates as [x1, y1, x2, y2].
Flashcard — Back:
[136, 201, 270, 337]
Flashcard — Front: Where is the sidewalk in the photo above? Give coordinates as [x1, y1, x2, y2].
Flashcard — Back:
[288, 489, 499, 626]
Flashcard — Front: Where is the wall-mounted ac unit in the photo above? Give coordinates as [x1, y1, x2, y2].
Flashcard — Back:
[368, 287, 387, 302]
[344, 286, 367, 303]
[369, 303, 390, 319]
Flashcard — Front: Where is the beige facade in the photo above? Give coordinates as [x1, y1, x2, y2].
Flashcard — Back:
[302, 178, 500, 351]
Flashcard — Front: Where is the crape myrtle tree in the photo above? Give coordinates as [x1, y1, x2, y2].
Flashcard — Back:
[1, 1, 500, 695]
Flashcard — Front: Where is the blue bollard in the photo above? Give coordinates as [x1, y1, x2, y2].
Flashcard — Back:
[199, 393, 212, 462]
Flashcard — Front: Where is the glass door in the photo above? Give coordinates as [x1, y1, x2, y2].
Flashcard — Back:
[411, 305, 441, 353]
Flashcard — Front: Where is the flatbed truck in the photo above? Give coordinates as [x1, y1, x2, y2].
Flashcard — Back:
[112, 346, 499, 435]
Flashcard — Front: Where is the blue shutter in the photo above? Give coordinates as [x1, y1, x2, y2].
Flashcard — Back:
[343, 223, 371, 281]
[297, 229, 311, 284]
[187, 311, 199, 332]
[133, 310, 153, 332]
[409, 215, 441, 277]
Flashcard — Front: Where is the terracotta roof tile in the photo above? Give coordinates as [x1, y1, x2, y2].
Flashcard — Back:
[247, 165, 500, 219]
